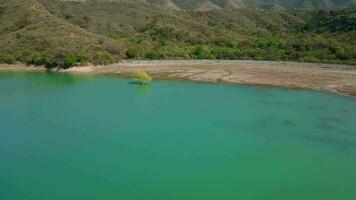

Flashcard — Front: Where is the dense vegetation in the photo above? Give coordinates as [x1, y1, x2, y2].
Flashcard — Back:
[0, 0, 355, 67]
[148, 0, 356, 10]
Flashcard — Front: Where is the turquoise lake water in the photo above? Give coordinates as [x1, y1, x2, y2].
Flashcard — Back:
[0, 72, 356, 200]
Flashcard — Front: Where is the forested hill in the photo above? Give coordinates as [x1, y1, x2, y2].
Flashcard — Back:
[74, 0, 356, 10]
[0, 0, 355, 67]
[168, 0, 356, 10]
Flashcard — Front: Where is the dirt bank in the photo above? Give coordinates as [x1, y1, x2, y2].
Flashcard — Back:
[1, 60, 356, 98]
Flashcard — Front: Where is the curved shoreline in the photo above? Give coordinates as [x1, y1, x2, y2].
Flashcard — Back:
[1, 60, 356, 98]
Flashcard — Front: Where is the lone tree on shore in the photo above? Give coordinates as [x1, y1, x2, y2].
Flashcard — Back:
[132, 70, 152, 84]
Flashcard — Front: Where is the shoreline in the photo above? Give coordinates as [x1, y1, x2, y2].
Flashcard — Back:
[1, 60, 356, 98]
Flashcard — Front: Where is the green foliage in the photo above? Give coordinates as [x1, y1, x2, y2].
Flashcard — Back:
[64, 56, 79, 68]
[211, 48, 242, 60]
[132, 70, 152, 84]
[22, 51, 43, 65]
[303, 10, 356, 33]
[0, 0, 355, 67]
[40, 53, 87, 69]
[92, 53, 116, 65]
[334, 47, 348, 60]
[0, 54, 16, 64]
[190, 45, 215, 59]
[126, 48, 140, 59]
[0, 0, 123, 68]
[148, 0, 356, 10]
[144, 50, 161, 60]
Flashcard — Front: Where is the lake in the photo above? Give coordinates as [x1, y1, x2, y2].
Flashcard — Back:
[0, 72, 356, 200]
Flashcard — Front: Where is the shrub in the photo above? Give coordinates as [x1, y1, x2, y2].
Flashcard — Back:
[63, 55, 78, 69]
[211, 48, 241, 60]
[76, 55, 88, 64]
[22, 52, 42, 65]
[104, 42, 121, 55]
[239, 40, 253, 48]
[191, 45, 214, 59]
[132, 70, 152, 84]
[43, 57, 58, 69]
[183, 53, 191, 59]
[334, 47, 348, 60]
[192, 45, 204, 56]
[126, 48, 140, 59]
[43, 54, 87, 69]
[92, 53, 115, 65]
[144, 49, 160, 60]
[0, 54, 16, 64]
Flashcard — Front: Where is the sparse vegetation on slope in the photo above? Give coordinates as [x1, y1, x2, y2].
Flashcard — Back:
[0, 0, 124, 68]
[147, 0, 356, 10]
[0, 0, 355, 66]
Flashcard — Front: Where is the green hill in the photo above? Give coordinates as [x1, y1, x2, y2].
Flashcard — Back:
[0, 0, 355, 66]
[0, 0, 124, 67]
[147, 0, 356, 10]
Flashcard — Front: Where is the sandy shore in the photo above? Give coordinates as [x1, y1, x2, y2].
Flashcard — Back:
[1, 60, 356, 98]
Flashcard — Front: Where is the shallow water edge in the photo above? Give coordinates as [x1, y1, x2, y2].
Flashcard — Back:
[1, 60, 356, 98]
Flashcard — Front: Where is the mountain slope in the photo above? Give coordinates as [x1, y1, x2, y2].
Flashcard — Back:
[243, 0, 356, 9]
[0, 0, 124, 67]
[0, 0, 355, 65]
[40, 0, 312, 35]
[148, 0, 356, 10]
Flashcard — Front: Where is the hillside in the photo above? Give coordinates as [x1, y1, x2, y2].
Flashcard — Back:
[0, 0, 355, 67]
[144, 0, 356, 10]
[0, 0, 124, 67]
[58, 0, 356, 10]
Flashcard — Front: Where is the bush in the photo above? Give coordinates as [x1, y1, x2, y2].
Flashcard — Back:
[92, 53, 115, 65]
[22, 52, 42, 65]
[43, 54, 87, 69]
[334, 47, 348, 60]
[104, 42, 121, 55]
[144, 49, 160, 60]
[0, 54, 16, 64]
[43, 57, 58, 69]
[132, 70, 152, 84]
[126, 48, 140, 59]
[211, 48, 241, 60]
[76, 55, 88, 64]
[63, 55, 78, 69]
[192, 45, 204, 57]
[191, 45, 214, 59]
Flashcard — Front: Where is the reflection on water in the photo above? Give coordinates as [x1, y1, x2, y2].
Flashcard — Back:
[33, 72, 96, 89]
[0, 71, 95, 90]
[136, 84, 151, 94]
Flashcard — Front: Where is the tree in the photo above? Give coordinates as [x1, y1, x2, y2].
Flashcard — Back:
[132, 70, 152, 84]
